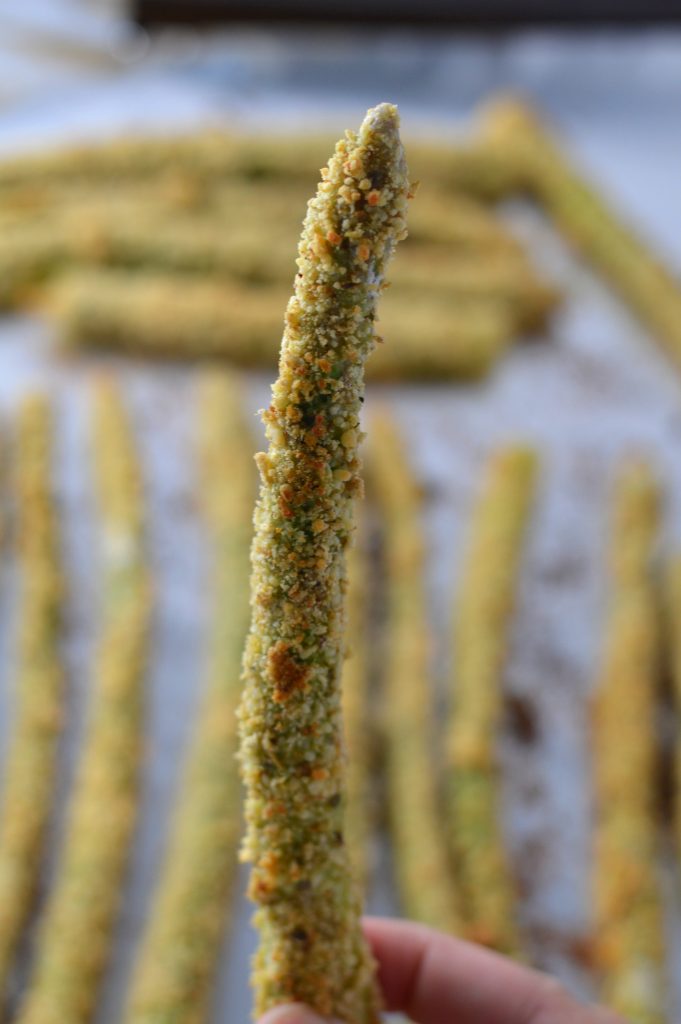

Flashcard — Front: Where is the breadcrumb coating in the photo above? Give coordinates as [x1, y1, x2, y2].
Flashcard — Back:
[0, 397, 63, 998]
[124, 370, 254, 1024]
[368, 411, 461, 935]
[592, 462, 665, 1023]
[447, 446, 537, 954]
[17, 383, 150, 1024]
[237, 104, 410, 1024]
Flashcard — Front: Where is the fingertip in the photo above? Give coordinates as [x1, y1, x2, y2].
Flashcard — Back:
[258, 1003, 340, 1024]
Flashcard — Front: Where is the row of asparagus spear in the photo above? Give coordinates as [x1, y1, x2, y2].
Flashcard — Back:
[0, 373, 678, 1023]
[0, 106, 562, 382]
[2, 98, 681, 383]
[372, 419, 676, 1024]
[0, 376, 252, 1024]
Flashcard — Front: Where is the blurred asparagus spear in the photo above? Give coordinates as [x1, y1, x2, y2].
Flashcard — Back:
[48, 270, 513, 382]
[0, 397, 63, 999]
[0, 128, 524, 200]
[666, 558, 681, 863]
[368, 411, 460, 934]
[124, 370, 254, 1024]
[342, 516, 374, 894]
[237, 103, 410, 1023]
[0, 177, 519, 253]
[483, 98, 681, 372]
[592, 462, 665, 1023]
[17, 383, 150, 1024]
[447, 445, 537, 954]
[0, 202, 556, 337]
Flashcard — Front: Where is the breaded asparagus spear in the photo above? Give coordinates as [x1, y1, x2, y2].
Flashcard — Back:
[0, 181, 522, 297]
[3, 209, 554, 328]
[389, 251, 559, 332]
[406, 189, 524, 251]
[17, 383, 149, 1024]
[0, 184, 554, 332]
[0, 179, 513, 253]
[49, 270, 512, 381]
[408, 136, 531, 200]
[368, 411, 460, 934]
[0, 132, 329, 191]
[0, 175, 309, 230]
[342, 517, 373, 894]
[666, 557, 681, 859]
[0, 397, 63, 997]
[447, 446, 538, 954]
[592, 462, 665, 1023]
[483, 98, 681, 372]
[0, 128, 521, 199]
[124, 370, 253, 1024]
[238, 103, 409, 1024]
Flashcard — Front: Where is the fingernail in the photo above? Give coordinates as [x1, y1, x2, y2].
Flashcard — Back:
[258, 1003, 336, 1024]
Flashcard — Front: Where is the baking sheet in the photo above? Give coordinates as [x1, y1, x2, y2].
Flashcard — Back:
[2, 17, 681, 1022]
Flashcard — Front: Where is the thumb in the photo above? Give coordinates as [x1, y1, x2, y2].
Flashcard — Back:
[259, 1004, 339, 1024]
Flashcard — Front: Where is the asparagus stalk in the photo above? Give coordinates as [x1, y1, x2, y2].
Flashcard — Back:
[17, 383, 150, 1024]
[237, 103, 410, 1023]
[483, 98, 681, 372]
[3, 212, 553, 321]
[447, 446, 537, 954]
[406, 189, 525, 251]
[0, 128, 521, 199]
[368, 411, 461, 935]
[389, 251, 559, 332]
[0, 177, 514, 250]
[49, 270, 513, 382]
[592, 462, 665, 1023]
[124, 370, 253, 1024]
[0, 175, 309, 230]
[0, 132, 329, 191]
[342, 517, 373, 894]
[666, 558, 681, 861]
[0, 397, 63, 997]
[0, 189, 555, 334]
